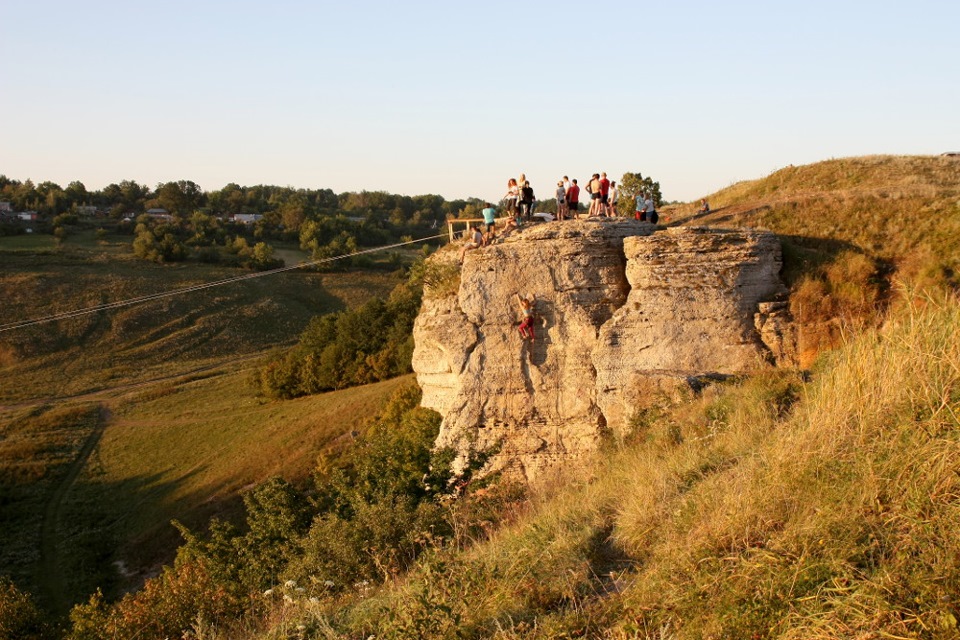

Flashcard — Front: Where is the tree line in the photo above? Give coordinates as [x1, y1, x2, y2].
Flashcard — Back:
[0, 176, 482, 235]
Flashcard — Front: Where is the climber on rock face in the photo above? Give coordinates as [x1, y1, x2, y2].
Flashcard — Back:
[515, 293, 535, 340]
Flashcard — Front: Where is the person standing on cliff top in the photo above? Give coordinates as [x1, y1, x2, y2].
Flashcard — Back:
[560, 176, 571, 219]
[587, 174, 602, 216]
[643, 193, 658, 224]
[566, 179, 580, 217]
[520, 181, 535, 220]
[482, 202, 497, 240]
[608, 181, 619, 216]
[555, 181, 567, 220]
[599, 172, 610, 216]
[504, 178, 519, 217]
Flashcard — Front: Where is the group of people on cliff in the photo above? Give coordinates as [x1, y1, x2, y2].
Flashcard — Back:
[460, 172, 661, 262]
[504, 173, 658, 223]
[458, 172, 663, 341]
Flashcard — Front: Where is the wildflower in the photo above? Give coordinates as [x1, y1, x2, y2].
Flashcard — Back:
[283, 594, 294, 603]
[309, 597, 320, 604]
[297, 625, 306, 631]
[296, 587, 305, 593]
[284, 579, 297, 588]
[324, 580, 335, 588]
[263, 589, 274, 596]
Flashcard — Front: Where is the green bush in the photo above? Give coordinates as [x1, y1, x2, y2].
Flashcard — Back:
[256, 264, 424, 398]
[290, 388, 453, 585]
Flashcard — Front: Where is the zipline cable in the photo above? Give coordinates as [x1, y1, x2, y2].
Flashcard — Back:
[0, 232, 450, 334]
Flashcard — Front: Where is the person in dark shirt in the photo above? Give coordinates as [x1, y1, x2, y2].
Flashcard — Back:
[520, 181, 535, 220]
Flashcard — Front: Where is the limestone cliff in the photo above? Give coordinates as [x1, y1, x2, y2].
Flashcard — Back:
[413, 220, 790, 480]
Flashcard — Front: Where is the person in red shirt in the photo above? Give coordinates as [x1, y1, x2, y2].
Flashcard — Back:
[599, 172, 611, 216]
[565, 179, 580, 218]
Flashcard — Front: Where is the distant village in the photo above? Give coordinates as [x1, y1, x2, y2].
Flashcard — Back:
[0, 201, 264, 230]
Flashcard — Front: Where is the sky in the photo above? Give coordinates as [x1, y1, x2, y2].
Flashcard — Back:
[2, 0, 958, 205]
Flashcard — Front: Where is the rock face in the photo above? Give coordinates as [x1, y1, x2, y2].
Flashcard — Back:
[413, 220, 789, 480]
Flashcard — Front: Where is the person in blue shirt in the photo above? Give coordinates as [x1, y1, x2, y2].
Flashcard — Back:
[482, 203, 497, 241]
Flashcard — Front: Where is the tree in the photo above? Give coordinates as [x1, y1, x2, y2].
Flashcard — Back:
[187, 211, 221, 246]
[132, 218, 187, 263]
[156, 180, 204, 216]
[99, 180, 149, 216]
[65, 180, 89, 208]
[279, 199, 306, 233]
[12, 179, 36, 211]
[618, 172, 663, 214]
[249, 242, 282, 271]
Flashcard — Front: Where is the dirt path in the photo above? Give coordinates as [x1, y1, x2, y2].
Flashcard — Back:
[36, 404, 109, 616]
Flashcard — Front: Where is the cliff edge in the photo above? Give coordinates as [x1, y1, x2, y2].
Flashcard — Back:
[413, 219, 791, 480]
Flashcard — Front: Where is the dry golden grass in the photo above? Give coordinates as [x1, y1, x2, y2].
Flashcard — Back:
[676, 155, 960, 278]
[247, 290, 959, 639]
[669, 155, 960, 365]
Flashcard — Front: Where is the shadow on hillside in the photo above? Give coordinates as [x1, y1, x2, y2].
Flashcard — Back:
[668, 205, 730, 226]
[777, 234, 887, 286]
[665, 212, 879, 287]
[49, 467, 248, 615]
[584, 524, 634, 598]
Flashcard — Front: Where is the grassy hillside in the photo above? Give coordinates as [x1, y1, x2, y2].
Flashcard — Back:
[243, 292, 959, 640]
[0, 227, 406, 404]
[0, 228, 417, 614]
[665, 155, 960, 366]
[223, 156, 960, 639]
[671, 155, 960, 287]
[5, 156, 959, 637]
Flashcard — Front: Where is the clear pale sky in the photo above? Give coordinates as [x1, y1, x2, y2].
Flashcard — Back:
[2, 0, 958, 204]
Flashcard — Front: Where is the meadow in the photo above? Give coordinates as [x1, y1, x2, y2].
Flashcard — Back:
[0, 225, 416, 614]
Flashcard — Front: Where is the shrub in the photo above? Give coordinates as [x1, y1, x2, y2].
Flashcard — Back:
[68, 558, 241, 640]
[0, 577, 53, 640]
[256, 265, 424, 398]
[288, 385, 453, 586]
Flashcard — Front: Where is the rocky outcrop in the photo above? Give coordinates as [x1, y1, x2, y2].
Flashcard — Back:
[413, 220, 790, 480]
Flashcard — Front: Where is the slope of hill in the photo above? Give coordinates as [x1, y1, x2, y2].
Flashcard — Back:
[0, 229, 417, 613]
[0, 229, 407, 405]
[672, 154, 960, 287]
[275, 294, 956, 640]
[5, 156, 959, 638]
